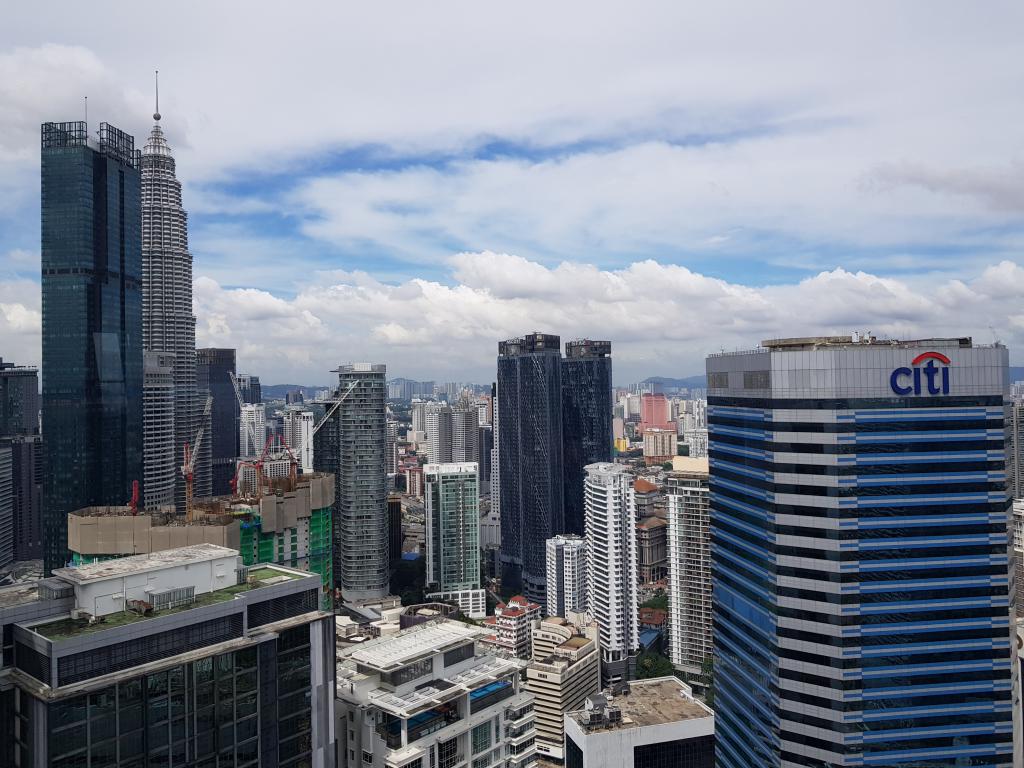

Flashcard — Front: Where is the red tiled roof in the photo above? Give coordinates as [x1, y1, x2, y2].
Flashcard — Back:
[634, 478, 659, 493]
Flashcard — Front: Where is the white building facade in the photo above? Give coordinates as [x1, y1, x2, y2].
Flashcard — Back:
[282, 408, 315, 473]
[545, 535, 588, 618]
[239, 403, 266, 458]
[583, 462, 639, 685]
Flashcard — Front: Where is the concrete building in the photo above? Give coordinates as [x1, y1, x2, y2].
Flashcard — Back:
[405, 465, 424, 499]
[452, 404, 479, 464]
[425, 401, 453, 464]
[0, 444, 11, 568]
[639, 393, 672, 433]
[239, 403, 266, 458]
[41, 120, 143, 575]
[4, 435, 43, 561]
[335, 620, 537, 768]
[498, 333, 564, 607]
[584, 463, 639, 686]
[481, 595, 541, 659]
[563, 677, 714, 768]
[140, 112, 205, 514]
[1, 544, 336, 767]
[664, 458, 712, 682]
[545, 534, 588, 618]
[236, 373, 261, 404]
[314, 363, 390, 600]
[282, 408, 315, 473]
[0, 358, 39, 435]
[632, 477, 661, 521]
[142, 351, 177, 510]
[642, 427, 677, 465]
[424, 463, 486, 618]
[525, 615, 601, 761]
[680, 428, 708, 458]
[636, 517, 668, 583]
[1011, 400, 1024, 500]
[708, 335, 1019, 767]
[1015, 500, 1024, 618]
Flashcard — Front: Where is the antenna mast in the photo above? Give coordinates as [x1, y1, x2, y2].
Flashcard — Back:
[154, 69, 161, 121]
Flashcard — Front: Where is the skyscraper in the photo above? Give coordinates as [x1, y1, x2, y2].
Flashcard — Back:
[452, 403, 480, 464]
[708, 335, 1019, 768]
[4, 434, 43, 561]
[424, 462, 485, 617]
[584, 462, 639, 686]
[140, 107, 204, 511]
[239, 403, 267, 458]
[561, 339, 612, 535]
[1009, 400, 1023, 499]
[664, 458, 711, 685]
[41, 121, 143, 574]
[314, 363, 389, 600]
[0, 445, 12, 568]
[236, 373, 262, 404]
[196, 348, 237, 495]
[0, 358, 39, 435]
[282, 408, 315, 473]
[545, 534, 588, 618]
[142, 351, 176, 509]
[498, 333, 564, 606]
[424, 401, 452, 463]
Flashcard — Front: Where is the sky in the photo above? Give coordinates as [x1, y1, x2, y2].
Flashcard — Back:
[2, 2, 1023, 385]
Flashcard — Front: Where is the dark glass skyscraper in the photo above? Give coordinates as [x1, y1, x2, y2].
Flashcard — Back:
[196, 348, 238, 496]
[41, 121, 142, 575]
[562, 339, 612, 535]
[497, 333, 564, 606]
[707, 336, 1017, 768]
[0, 359, 39, 436]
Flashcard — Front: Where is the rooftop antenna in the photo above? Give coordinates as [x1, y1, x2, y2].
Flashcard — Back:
[83, 95, 87, 126]
[153, 69, 160, 121]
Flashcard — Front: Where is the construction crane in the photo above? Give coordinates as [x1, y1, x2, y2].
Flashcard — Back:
[182, 394, 214, 522]
[312, 379, 360, 436]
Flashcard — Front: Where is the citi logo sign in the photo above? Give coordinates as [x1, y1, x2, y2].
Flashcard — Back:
[890, 352, 951, 396]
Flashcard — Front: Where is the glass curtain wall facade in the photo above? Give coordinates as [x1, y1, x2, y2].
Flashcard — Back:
[497, 333, 564, 607]
[314, 364, 389, 600]
[424, 462, 480, 594]
[561, 340, 612, 536]
[41, 121, 143, 575]
[707, 336, 1018, 768]
[196, 349, 237, 496]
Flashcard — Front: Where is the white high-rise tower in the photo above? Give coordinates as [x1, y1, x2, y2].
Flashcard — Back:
[141, 78, 209, 507]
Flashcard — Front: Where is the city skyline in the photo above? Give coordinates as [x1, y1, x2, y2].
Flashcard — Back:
[2, 3, 1024, 382]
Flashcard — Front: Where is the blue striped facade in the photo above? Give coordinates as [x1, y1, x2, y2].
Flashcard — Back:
[709, 396, 1016, 767]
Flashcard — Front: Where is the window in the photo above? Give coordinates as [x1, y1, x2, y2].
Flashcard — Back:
[472, 722, 492, 754]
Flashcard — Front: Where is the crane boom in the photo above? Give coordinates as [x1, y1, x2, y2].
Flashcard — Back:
[312, 380, 360, 436]
[229, 371, 261, 457]
[181, 394, 214, 523]
[186, 395, 214, 473]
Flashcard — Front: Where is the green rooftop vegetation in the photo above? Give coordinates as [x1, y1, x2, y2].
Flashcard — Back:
[32, 566, 304, 641]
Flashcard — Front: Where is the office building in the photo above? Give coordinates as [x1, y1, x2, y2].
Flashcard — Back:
[424, 463, 485, 618]
[335, 620, 537, 768]
[425, 401, 453, 464]
[498, 333, 564, 606]
[452, 404, 479, 464]
[642, 427, 677, 465]
[236, 374, 261, 404]
[41, 121, 143, 575]
[664, 458, 711, 682]
[411, 400, 427, 434]
[636, 517, 668, 583]
[282, 408, 314, 473]
[681, 428, 708, 458]
[481, 595, 542, 659]
[639, 393, 672, 433]
[562, 339, 613, 537]
[708, 335, 1018, 767]
[196, 348, 237, 496]
[1, 544, 335, 767]
[314, 363, 390, 600]
[1010, 400, 1024, 499]
[405, 465, 424, 499]
[1015, 500, 1023, 619]
[239, 403, 266, 458]
[563, 678, 714, 768]
[140, 111, 203, 512]
[0, 445, 11, 568]
[0, 359, 39, 435]
[142, 351, 176, 510]
[285, 389, 304, 405]
[4, 435, 43, 561]
[526, 615, 601, 761]
[388, 496, 403, 566]
[546, 534, 588, 618]
[584, 463, 639, 686]
[478, 424, 493, 486]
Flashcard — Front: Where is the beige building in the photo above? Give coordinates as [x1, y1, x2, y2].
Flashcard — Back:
[525, 615, 601, 761]
[642, 428, 677, 465]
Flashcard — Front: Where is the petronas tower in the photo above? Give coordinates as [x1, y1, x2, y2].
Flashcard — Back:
[141, 93, 211, 508]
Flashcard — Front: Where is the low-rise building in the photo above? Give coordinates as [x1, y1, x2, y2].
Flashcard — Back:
[563, 677, 714, 768]
[481, 595, 541, 659]
[525, 616, 601, 761]
[335, 619, 538, 768]
[636, 517, 667, 583]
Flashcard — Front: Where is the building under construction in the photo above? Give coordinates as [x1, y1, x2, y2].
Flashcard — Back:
[66, 472, 335, 607]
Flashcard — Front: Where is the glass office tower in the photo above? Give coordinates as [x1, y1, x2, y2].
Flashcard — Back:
[707, 336, 1018, 767]
[196, 348, 237, 496]
[561, 340, 613, 536]
[497, 333, 564, 607]
[40, 121, 143, 575]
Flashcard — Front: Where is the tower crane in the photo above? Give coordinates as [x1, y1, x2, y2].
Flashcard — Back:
[182, 394, 214, 522]
[312, 379, 360, 435]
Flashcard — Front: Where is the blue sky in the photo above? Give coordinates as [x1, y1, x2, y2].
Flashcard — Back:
[2, 2, 1024, 383]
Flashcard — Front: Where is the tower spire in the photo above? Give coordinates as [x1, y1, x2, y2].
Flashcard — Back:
[153, 69, 160, 122]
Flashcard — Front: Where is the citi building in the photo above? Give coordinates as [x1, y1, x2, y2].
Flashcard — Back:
[706, 335, 1019, 767]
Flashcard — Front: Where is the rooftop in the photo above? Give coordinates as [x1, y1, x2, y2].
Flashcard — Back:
[343, 620, 484, 671]
[568, 678, 712, 732]
[52, 543, 238, 584]
[28, 566, 302, 641]
[0, 583, 44, 609]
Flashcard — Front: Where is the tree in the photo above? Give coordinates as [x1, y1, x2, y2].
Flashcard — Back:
[635, 650, 674, 679]
[641, 591, 668, 611]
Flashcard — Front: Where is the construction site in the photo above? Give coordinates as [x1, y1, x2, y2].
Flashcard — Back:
[66, 471, 335, 609]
